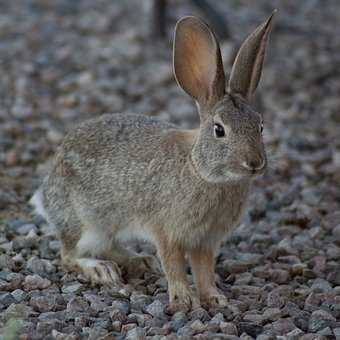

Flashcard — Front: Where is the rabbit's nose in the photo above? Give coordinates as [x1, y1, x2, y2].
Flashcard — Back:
[242, 158, 265, 171]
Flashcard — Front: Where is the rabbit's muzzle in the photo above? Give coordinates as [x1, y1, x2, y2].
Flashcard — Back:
[241, 153, 267, 176]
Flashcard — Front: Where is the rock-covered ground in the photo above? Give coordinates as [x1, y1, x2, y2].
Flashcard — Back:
[1, 0, 340, 339]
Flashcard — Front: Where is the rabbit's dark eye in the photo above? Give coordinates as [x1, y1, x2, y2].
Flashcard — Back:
[214, 123, 225, 138]
[260, 122, 264, 134]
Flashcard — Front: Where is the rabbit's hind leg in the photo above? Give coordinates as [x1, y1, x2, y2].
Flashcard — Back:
[109, 243, 162, 279]
[61, 229, 123, 287]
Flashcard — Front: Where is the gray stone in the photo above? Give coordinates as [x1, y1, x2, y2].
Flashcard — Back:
[222, 259, 251, 274]
[169, 311, 187, 331]
[210, 312, 225, 323]
[30, 294, 65, 312]
[74, 315, 89, 328]
[49, 240, 61, 252]
[269, 318, 296, 335]
[111, 308, 127, 323]
[256, 335, 275, 340]
[26, 256, 56, 275]
[190, 319, 206, 332]
[220, 322, 238, 335]
[61, 281, 84, 294]
[177, 325, 195, 337]
[12, 235, 37, 250]
[4, 272, 24, 291]
[6, 219, 27, 232]
[66, 297, 89, 317]
[304, 292, 321, 312]
[0, 292, 16, 307]
[111, 298, 130, 315]
[38, 311, 64, 321]
[0, 254, 16, 271]
[17, 223, 38, 235]
[285, 328, 304, 338]
[243, 312, 264, 323]
[333, 328, 340, 337]
[84, 293, 107, 312]
[238, 322, 263, 337]
[300, 334, 325, 340]
[37, 319, 63, 335]
[11, 289, 27, 302]
[311, 278, 333, 293]
[327, 270, 340, 285]
[86, 327, 108, 340]
[130, 292, 153, 312]
[128, 312, 149, 327]
[333, 224, 340, 237]
[317, 326, 333, 336]
[267, 290, 286, 308]
[188, 307, 211, 322]
[263, 308, 283, 321]
[51, 330, 78, 340]
[269, 269, 290, 284]
[23, 274, 51, 290]
[308, 309, 336, 332]
[125, 327, 146, 340]
[3, 303, 35, 322]
[146, 326, 168, 336]
[144, 300, 164, 318]
[121, 323, 137, 334]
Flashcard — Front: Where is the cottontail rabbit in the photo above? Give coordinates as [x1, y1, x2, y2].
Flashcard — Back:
[31, 12, 275, 311]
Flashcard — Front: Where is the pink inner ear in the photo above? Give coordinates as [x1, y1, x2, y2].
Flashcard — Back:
[184, 27, 217, 100]
[174, 17, 224, 106]
[228, 12, 275, 101]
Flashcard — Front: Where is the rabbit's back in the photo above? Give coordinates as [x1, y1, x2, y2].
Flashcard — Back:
[50, 113, 184, 202]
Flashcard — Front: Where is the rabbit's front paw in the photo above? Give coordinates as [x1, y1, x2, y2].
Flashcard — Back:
[202, 292, 228, 308]
[166, 287, 199, 314]
[123, 255, 162, 278]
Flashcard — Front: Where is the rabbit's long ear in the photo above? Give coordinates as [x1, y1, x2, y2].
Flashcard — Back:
[228, 11, 276, 102]
[173, 16, 225, 110]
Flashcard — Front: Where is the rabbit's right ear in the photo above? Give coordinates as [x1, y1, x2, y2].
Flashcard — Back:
[173, 17, 225, 111]
[228, 11, 276, 102]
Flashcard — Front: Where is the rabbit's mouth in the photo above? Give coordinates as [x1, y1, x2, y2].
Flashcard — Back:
[240, 166, 266, 178]
[199, 161, 266, 183]
[223, 163, 266, 181]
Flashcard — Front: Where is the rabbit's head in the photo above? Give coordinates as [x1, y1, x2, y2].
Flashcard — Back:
[174, 13, 275, 183]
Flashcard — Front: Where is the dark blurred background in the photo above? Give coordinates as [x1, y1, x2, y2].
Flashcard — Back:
[0, 0, 340, 227]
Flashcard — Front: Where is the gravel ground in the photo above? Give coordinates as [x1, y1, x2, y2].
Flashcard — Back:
[1, 1, 340, 339]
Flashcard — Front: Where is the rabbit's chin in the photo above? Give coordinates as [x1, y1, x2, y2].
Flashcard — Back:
[198, 170, 250, 184]
[204, 166, 266, 183]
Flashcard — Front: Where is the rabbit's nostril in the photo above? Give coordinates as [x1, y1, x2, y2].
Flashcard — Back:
[242, 159, 265, 171]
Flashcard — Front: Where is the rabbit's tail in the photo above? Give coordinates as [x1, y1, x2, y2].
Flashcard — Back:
[30, 188, 49, 222]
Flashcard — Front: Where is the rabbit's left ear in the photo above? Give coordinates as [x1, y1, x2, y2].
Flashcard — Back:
[173, 16, 225, 110]
[228, 11, 276, 102]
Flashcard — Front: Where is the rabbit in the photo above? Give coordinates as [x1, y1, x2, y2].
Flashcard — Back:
[30, 11, 275, 311]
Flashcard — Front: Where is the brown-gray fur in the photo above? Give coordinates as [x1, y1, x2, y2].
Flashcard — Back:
[30, 12, 275, 311]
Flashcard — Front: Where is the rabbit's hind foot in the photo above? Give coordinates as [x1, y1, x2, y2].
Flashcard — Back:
[63, 255, 123, 287]
[122, 254, 162, 279]
[77, 258, 123, 286]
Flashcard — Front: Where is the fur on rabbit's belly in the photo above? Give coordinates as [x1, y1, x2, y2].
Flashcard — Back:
[114, 183, 249, 248]
[116, 221, 155, 243]
[115, 206, 244, 249]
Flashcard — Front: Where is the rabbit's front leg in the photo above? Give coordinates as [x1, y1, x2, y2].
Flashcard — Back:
[189, 246, 228, 307]
[154, 234, 198, 312]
